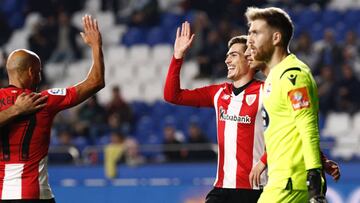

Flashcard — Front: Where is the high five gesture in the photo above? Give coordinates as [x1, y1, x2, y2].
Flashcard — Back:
[174, 21, 195, 59]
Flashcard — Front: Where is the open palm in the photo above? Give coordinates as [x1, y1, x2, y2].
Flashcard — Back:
[174, 21, 195, 59]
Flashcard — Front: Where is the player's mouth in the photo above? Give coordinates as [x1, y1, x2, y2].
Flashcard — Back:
[227, 65, 236, 72]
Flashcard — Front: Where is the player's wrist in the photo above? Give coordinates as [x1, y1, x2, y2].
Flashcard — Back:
[173, 51, 184, 59]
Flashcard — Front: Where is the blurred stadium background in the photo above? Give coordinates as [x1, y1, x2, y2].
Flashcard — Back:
[1, 0, 360, 202]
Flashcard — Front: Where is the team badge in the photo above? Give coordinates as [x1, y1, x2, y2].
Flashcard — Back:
[221, 94, 230, 100]
[48, 88, 66, 96]
[264, 83, 271, 96]
[11, 90, 17, 93]
[246, 94, 256, 106]
[288, 87, 310, 110]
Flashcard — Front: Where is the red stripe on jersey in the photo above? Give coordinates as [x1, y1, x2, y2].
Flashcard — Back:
[0, 164, 4, 199]
[214, 90, 229, 188]
[22, 163, 39, 199]
[235, 86, 260, 188]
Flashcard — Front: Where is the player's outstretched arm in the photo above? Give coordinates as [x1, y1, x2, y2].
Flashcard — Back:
[173, 21, 195, 59]
[0, 93, 47, 127]
[74, 15, 105, 105]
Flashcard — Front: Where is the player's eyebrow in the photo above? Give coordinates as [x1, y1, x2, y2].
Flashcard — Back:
[226, 51, 241, 57]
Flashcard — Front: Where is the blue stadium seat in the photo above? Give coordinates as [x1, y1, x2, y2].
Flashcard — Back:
[130, 101, 151, 119]
[344, 9, 360, 28]
[73, 136, 90, 151]
[296, 9, 320, 28]
[96, 135, 111, 146]
[122, 27, 147, 46]
[160, 12, 183, 29]
[321, 9, 342, 28]
[334, 23, 348, 42]
[310, 23, 324, 42]
[146, 27, 168, 46]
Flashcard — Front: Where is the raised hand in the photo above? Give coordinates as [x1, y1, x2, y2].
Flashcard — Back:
[174, 21, 195, 59]
[80, 15, 102, 48]
[14, 93, 48, 115]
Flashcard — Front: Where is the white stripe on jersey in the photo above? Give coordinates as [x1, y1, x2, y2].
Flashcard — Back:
[252, 84, 267, 189]
[2, 164, 23, 199]
[222, 92, 244, 188]
[213, 87, 223, 185]
[39, 156, 54, 199]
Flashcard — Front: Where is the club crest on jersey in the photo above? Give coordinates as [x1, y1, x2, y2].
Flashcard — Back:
[219, 106, 251, 124]
[48, 88, 66, 96]
[246, 94, 256, 106]
[289, 87, 310, 110]
[264, 83, 271, 96]
[221, 94, 230, 100]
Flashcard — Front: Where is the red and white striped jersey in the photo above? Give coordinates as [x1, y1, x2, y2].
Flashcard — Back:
[0, 86, 78, 200]
[164, 57, 267, 189]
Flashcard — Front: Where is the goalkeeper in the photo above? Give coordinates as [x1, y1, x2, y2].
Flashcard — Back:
[245, 7, 330, 203]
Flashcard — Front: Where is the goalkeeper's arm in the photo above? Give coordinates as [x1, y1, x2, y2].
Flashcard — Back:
[307, 169, 327, 203]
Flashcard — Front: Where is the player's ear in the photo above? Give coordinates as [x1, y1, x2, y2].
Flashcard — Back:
[272, 32, 282, 46]
[28, 66, 35, 79]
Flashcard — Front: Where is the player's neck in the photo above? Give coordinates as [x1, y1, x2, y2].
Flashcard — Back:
[267, 47, 289, 70]
[8, 77, 30, 90]
[233, 73, 253, 88]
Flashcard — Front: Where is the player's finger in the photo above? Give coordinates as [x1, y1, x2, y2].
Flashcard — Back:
[256, 174, 260, 187]
[89, 15, 95, 30]
[34, 95, 48, 105]
[184, 21, 189, 37]
[18, 92, 27, 98]
[94, 19, 99, 31]
[249, 173, 254, 188]
[186, 21, 191, 37]
[31, 93, 42, 100]
[85, 15, 91, 31]
[35, 103, 47, 110]
[188, 34, 195, 46]
[176, 27, 180, 39]
[181, 22, 185, 36]
[82, 16, 88, 33]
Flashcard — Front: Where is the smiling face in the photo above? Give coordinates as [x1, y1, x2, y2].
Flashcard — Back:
[225, 43, 250, 81]
[247, 19, 276, 63]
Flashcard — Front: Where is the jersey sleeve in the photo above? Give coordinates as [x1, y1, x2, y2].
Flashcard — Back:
[280, 68, 322, 170]
[163, 56, 219, 107]
[42, 87, 78, 114]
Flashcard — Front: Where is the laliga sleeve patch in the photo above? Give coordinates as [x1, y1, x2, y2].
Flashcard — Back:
[48, 88, 67, 96]
[288, 87, 310, 110]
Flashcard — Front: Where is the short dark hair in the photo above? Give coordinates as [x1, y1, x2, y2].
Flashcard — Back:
[228, 35, 247, 49]
[245, 7, 294, 48]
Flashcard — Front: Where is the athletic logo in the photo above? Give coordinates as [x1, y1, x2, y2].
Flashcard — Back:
[221, 94, 230, 100]
[219, 106, 251, 124]
[11, 90, 17, 93]
[289, 87, 310, 110]
[246, 94, 256, 106]
[288, 74, 297, 85]
[48, 88, 66, 96]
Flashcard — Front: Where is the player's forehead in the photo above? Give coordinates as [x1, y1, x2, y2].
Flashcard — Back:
[227, 43, 246, 55]
[249, 19, 269, 31]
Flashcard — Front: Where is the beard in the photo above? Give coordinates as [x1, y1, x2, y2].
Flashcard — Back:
[254, 44, 274, 63]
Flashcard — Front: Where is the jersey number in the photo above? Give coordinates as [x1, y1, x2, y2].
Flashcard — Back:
[0, 115, 36, 161]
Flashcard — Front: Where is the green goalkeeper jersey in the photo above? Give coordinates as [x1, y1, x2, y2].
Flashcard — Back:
[262, 54, 322, 190]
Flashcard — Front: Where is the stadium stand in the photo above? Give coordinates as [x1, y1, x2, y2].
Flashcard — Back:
[0, 0, 359, 191]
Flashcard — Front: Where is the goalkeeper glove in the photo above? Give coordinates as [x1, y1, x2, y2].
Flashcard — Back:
[307, 169, 327, 203]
